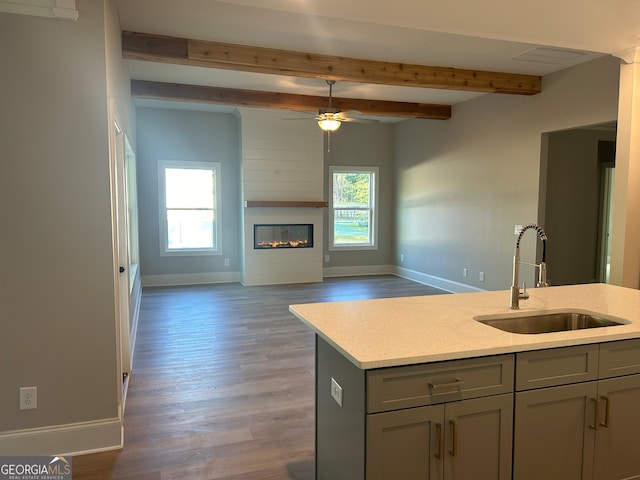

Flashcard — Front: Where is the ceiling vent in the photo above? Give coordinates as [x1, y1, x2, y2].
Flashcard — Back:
[512, 47, 588, 65]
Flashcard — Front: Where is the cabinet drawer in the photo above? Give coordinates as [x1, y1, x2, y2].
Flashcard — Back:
[367, 354, 514, 413]
[516, 344, 598, 391]
[599, 338, 640, 379]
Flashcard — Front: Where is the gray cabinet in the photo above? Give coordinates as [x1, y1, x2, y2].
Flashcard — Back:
[513, 340, 640, 480]
[366, 353, 515, 480]
[593, 374, 640, 480]
[315, 336, 640, 480]
[514, 382, 597, 479]
[366, 403, 441, 480]
[367, 394, 513, 480]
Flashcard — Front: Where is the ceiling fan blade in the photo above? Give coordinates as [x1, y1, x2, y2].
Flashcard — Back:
[334, 110, 377, 122]
[339, 117, 378, 123]
[337, 110, 363, 117]
[283, 111, 324, 120]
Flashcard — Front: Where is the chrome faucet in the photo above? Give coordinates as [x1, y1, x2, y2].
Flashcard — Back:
[510, 224, 549, 309]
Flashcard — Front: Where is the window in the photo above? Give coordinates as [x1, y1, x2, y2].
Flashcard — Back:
[329, 166, 378, 250]
[158, 161, 221, 256]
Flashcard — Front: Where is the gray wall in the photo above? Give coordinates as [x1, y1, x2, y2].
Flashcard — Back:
[394, 55, 621, 291]
[136, 107, 241, 279]
[0, 0, 130, 436]
[134, 57, 621, 291]
[543, 128, 617, 286]
[136, 110, 395, 282]
[323, 122, 395, 270]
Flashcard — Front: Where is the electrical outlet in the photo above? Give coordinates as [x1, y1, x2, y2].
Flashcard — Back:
[463, 268, 468, 278]
[224, 258, 230, 266]
[330, 377, 343, 407]
[479, 272, 485, 282]
[20, 386, 37, 410]
[400, 254, 404, 263]
[324, 254, 330, 263]
[515, 224, 523, 235]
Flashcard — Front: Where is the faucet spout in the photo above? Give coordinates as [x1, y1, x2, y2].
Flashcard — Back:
[510, 224, 549, 309]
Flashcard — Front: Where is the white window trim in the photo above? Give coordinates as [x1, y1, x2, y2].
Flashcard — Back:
[158, 160, 222, 257]
[329, 165, 379, 251]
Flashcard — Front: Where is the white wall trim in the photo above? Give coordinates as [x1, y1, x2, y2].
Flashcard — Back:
[140, 267, 483, 293]
[393, 266, 487, 294]
[323, 264, 394, 278]
[0, 0, 78, 20]
[142, 271, 241, 287]
[0, 418, 122, 456]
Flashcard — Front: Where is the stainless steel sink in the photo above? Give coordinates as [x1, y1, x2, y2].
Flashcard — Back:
[475, 311, 626, 334]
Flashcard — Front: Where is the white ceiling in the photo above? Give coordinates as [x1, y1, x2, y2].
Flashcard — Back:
[116, 0, 640, 114]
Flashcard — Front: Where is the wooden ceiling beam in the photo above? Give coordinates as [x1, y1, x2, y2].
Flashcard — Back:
[130, 80, 452, 120]
[123, 31, 541, 96]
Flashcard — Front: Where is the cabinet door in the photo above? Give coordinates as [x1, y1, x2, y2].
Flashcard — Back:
[367, 405, 444, 480]
[444, 394, 513, 480]
[514, 382, 597, 480]
[593, 374, 640, 480]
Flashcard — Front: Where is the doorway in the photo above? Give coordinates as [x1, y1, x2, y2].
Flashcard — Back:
[541, 123, 617, 286]
[109, 104, 141, 415]
[596, 141, 616, 283]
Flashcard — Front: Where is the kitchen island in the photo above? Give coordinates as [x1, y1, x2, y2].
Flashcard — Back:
[289, 283, 640, 480]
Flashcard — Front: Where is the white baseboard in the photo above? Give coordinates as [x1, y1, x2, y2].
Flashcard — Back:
[323, 264, 394, 278]
[142, 271, 241, 287]
[140, 268, 484, 295]
[393, 266, 486, 294]
[0, 418, 122, 456]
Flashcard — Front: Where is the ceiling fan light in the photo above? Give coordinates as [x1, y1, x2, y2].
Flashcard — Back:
[318, 119, 341, 131]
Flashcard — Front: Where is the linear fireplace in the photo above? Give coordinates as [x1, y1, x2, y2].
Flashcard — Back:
[254, 224, 314, 249]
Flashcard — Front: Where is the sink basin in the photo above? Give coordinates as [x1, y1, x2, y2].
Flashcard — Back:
[476, 311, 626, 334]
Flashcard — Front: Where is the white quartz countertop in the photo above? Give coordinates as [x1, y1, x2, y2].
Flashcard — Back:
[289, 283, 640, 369]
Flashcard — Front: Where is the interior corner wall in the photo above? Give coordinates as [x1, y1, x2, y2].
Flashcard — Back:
[135, 107, 241, 286]
[394, 55, 620, 292]
[105, 0, 135, 143]
[0, 0, 120, 453]
[610, 57, 640, 289]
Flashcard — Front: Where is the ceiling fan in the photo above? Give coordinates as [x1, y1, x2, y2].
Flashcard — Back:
[286, 80, 376, 151]
[314, 80, 375, 132]
[287, 80, 375, 132]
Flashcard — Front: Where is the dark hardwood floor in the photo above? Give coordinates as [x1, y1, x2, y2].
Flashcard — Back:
[72, 275, 446, 479]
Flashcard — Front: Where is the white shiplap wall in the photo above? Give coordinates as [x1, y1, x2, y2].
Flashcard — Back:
[239, 108, 325, 285]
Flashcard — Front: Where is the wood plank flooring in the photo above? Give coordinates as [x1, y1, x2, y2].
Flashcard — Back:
[72, 275, 446, 479]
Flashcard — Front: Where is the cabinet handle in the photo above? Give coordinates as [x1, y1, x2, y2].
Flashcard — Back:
[449, 419, 458, 457]
[588, 397, 598, 430]
[599, 396, 610, 428]
[435, 422, 444, 460]
[429, 379, 465, 391]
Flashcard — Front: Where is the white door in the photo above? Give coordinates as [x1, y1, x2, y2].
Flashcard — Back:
[109, 109, 133, 408]
[113, 121, 132, 378]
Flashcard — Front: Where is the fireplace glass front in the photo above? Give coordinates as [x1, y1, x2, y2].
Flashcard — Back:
[254, 224, 314, 249]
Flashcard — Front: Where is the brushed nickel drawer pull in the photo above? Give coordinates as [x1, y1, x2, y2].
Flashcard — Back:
[599, 396, 610, 428]
[589, 397, 598, 430]
[435, 422, 444, 459]
[449, 419, 458, 457]
[429, 379, 465, 390]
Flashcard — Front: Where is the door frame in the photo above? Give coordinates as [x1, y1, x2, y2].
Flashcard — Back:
[108, 100, 132, 423]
